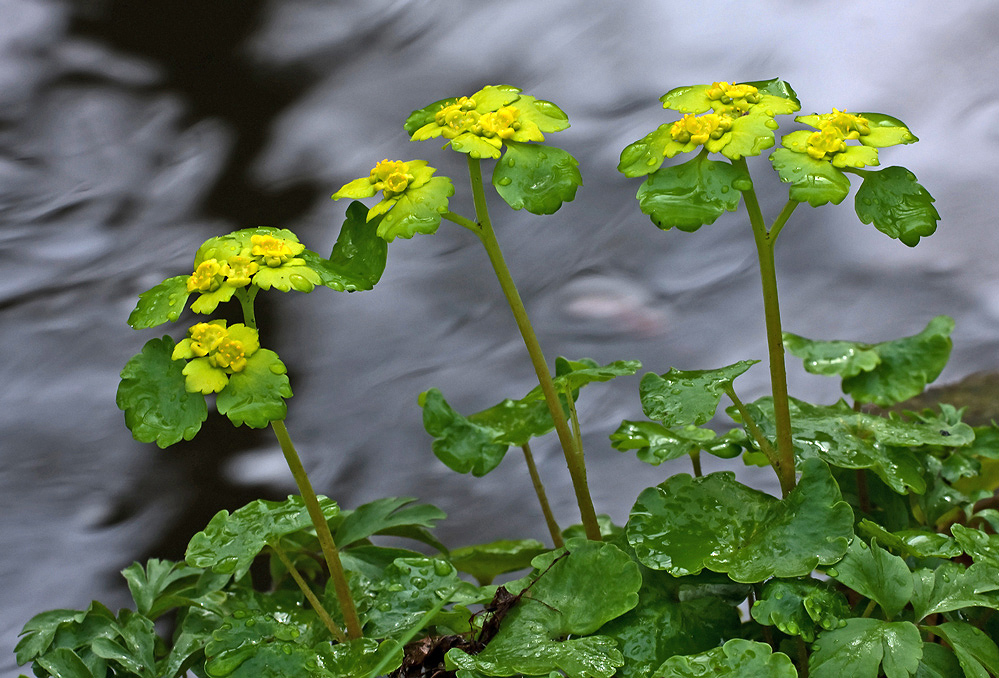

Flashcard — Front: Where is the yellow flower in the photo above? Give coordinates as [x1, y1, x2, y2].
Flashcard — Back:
[806, 126, 849, 160]
[187, 259, 225, 293]
[222, 255, 259, 288]
[250, 234, 302, 268]
[670, 113, 731, 145]
[815, 109, 870, 139]
[369, 159, 415, 198]
[172, 320, 260, 394]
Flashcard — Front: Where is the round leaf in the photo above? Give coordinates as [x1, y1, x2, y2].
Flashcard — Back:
[855, 165, 940, 246]
[637, 153, 750, 232]
[770, 148, 852, 207]
[216, 349, 293, 428]
[492, 141, 582, 215]
[809, 618, 922, 678]
[639, 360, 758, 427]
[653, 638, 796, 678]
[375, 176, 454, 242]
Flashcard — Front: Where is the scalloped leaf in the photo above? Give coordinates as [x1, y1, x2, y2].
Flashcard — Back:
[857, 112, 919, 148]
[627, 458, 853, 582]
[636, 153, 751, 232]
[215, 349, 292, 428]
[653, 639, 796, 678]
[855, 165, 939, 246]
[809, 618, 922, 678]
[525, 356, 642, 401]
[448, 539, 547, 585]
[127, 275, 191, 329]
[116, 336, 207, 448]
[829, 539, 913, 619]
[639, 360, 758, 427]
[770, 148, 852, 207]
[375, 176, 454, 242]
[751, 577, 850, 642]
[492, 141, 581, 215]
[611, 420, 745, 465]
[717, 106, 783, 160]
[185, 495, 339, 580]
[782, 331, 882, 378]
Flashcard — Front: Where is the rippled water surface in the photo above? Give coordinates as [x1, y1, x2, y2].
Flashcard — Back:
[3, 1, 999, 673]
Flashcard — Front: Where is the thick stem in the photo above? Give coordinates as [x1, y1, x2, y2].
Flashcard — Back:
[270, 541, 347, 643]
[521, 443, 564, 548]
[689, 450, 703, 478]
[736, 160, 798, 497]
[235, 286, 259, 330]
[271, 420, 363, 639]
[465, 155, 602, 540]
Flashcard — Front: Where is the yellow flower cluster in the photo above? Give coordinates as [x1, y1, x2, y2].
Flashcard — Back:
[433, 98, 524, 145]
[668, 81, 760, 147]
[804, 109, 871, 161]
[704, 81, 761, 113]
[669, 113, 733, 145]
[369, 160, 415, 199]
[187, 256, 261, 294]
[172, 320, 260, 393]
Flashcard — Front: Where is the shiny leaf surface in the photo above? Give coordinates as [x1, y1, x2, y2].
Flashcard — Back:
[809, 618, 921, 678]
[492, 141, 582, 215]
[855, 165, 939, 246]
[375, 176, 454, 242]
[652, 638, 796, 677]
[127, 275, 191, 329]
[448, 539, 547, 585]
[750, 577, 850, 642]
[829, 539, 912, 620]
[770, 148, 852, 207]
[215, 349, 292, 428]
[636, 153, 750, 232]
[932, 622, 999, 678]
[611, 420, 745, 465]
[639, 360, 758, 427]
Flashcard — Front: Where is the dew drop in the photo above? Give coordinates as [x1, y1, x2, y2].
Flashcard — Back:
[434, 560, 452, 576]
[506, 157, 516, 168]
[497, 177, 512, 186]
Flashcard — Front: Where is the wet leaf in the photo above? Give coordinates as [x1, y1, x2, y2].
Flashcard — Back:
[364, 556, 464, 639]
[856, 113, 919, 148]
[333, 496, 446, 552]
[492, 141, 582, 215]
[952, 524, 999, 567]
[750, 577, 850, 642]
[618, 124, 673, 177]
[215, 349, 293, 428]
[315, 637, 403, 678]
[855, 165, 939, 246]
[910, 561, 999, 621]
[375, 176, 454, 242]
[525, 357, 642, 401]
[769, 148, 852, 207]
[784, 316, 954, 406]
[636, 152, 750, 232]
[90, 610, 157, 678]
[185, 495, 339, 580]
[829, 539, 913, 619]
[652, 638, 796, 677]
[627, 458, 852, 582]
[809, 618, 922, 678]
[916, 643, 963, 678]
[35, 648, 96, 678]
[122, 558, 226, 620]
[299, 201, 387, 292]
[611, 420, 745, 465]
[116, 336, 207, 448]
[639, 360, 758, 427]
[448, 539, 547, 585]
[932, 621, 999, 678]
[127, 275, 191, 329]
[857, 520, 962, 559]
[16, 602, 117, 676]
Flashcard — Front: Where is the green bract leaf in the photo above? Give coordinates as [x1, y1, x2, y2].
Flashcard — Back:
[751, 577, 850, 642]
[127, 275, 191, 329]
[185, 495, 339, 580]
[785, 316, 954, 406]
[299, 201, 387, 292]
[627, 458, 853, 582]
[215, 348, 292, 428]
[809, 618, 922, 678]
[618, 125, 673, 177]
[652, 639, 796, 678]
[333, 496, 447, 552]
[856, 112, 919, 148]
[932, 621, 999, 678]
[855, 165, 940, 246]
[611, 420, 745, 465]
[909, 561, 999, 621]
[375, 176, 454, 242]
[770, 148, 852, 207]
[636, 152, 751, 232]
[448, 539, 547, 585]
[492, 141, 582, 215]
[364, 556, 464, 639]
[829, 538, 913, 619]
[639, 360, 758, 427]
[117, 336, 207, 448]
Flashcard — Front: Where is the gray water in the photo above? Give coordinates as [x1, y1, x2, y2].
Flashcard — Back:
[3, 0, 999, 674]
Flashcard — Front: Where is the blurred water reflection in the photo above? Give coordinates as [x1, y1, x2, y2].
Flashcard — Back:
[3, 1, 999, 673]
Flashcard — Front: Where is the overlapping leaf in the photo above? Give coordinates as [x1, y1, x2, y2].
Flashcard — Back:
[448, 539, 547, 585]
[640, 360, 758, 427]
[770, 148, 852, 207]
[809, 618, 922, 678]
[909, 561, 999, 621]
[301, 201, 387, 292]
[627, 458, 853, 582]
[828, 539, 913, 619]
[855, 165, 939, 246]
[931, 622, 999, 678]
[492, 141, 581, 214]
[783, 316, 954, 406]
[363, 556, 464, 639]
[116, 336, 208, 448]
[611, 420, 745, 465]
[215, 348, 293, 428]
[652, 638, 796, 678]
[127, 276, 191, 329]
[750, 577, 850, 642]
[185, 495, 339, 580]
[332, 496, 447, 552]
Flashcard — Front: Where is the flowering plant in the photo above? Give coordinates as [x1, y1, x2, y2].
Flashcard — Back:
[17, 79, 999, 678]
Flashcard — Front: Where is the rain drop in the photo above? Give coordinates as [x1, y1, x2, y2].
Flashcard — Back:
[497, 177, 512, 186]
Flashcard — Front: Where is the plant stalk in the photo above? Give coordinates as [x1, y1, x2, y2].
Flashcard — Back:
[270, 541, 347, 643]
[465, 155, 602, 540]
[725, 386, 790, 496]
[736, 160, 798, 496]
[271, 419, 363, 639]
[521, 443, 564, 548]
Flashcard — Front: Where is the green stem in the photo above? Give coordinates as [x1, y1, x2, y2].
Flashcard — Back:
[521, 443, 564, 548]
[465, 155, 601, 541]
[725, 386, 790, 496]
[270, 541, 347, 643]
[736, 159, 797, 497]
[235, 286, 260, 330]
[861, 598, 879, 619]
[689, 450, 702, 478]
[271, 419, 363, 639]
[442, 210, 481, 233]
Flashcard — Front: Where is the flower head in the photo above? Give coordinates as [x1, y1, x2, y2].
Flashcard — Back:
[172, 320, 260, 394]
[779, 108, 883, 169]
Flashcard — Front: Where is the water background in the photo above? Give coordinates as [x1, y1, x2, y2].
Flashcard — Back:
[3, 1, 999, 674]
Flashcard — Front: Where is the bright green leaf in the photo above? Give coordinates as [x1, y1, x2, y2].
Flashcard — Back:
[116, 336, 207, 448]
[299, 201, 388, 292]
[448, 539, 547, 585]
[636, 152, 750, 232]
[855, 165, 939, 246]
[185, 495, 339, 580]
[770, 148, 851, 207]
[127, 275, 191, 329]
[858, 113, 919, 148]
[830, 538, 913, 619]
[932, 621, 999, 678]
[418, 388, 521, 476]
[810, 618, 922, 678]
[492, 141, 582, 215]
[639, 360, 758, 427]
[627, 458, 853, 582]
[611, 420, 745, 465]
[751, 577, 850, 642]
[652, 639, 796, 678]
[618, 125, 673, 177]
[375, 176, 454, 242]
[215, 349, 293, 428]
[718, 105, 783, 160]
